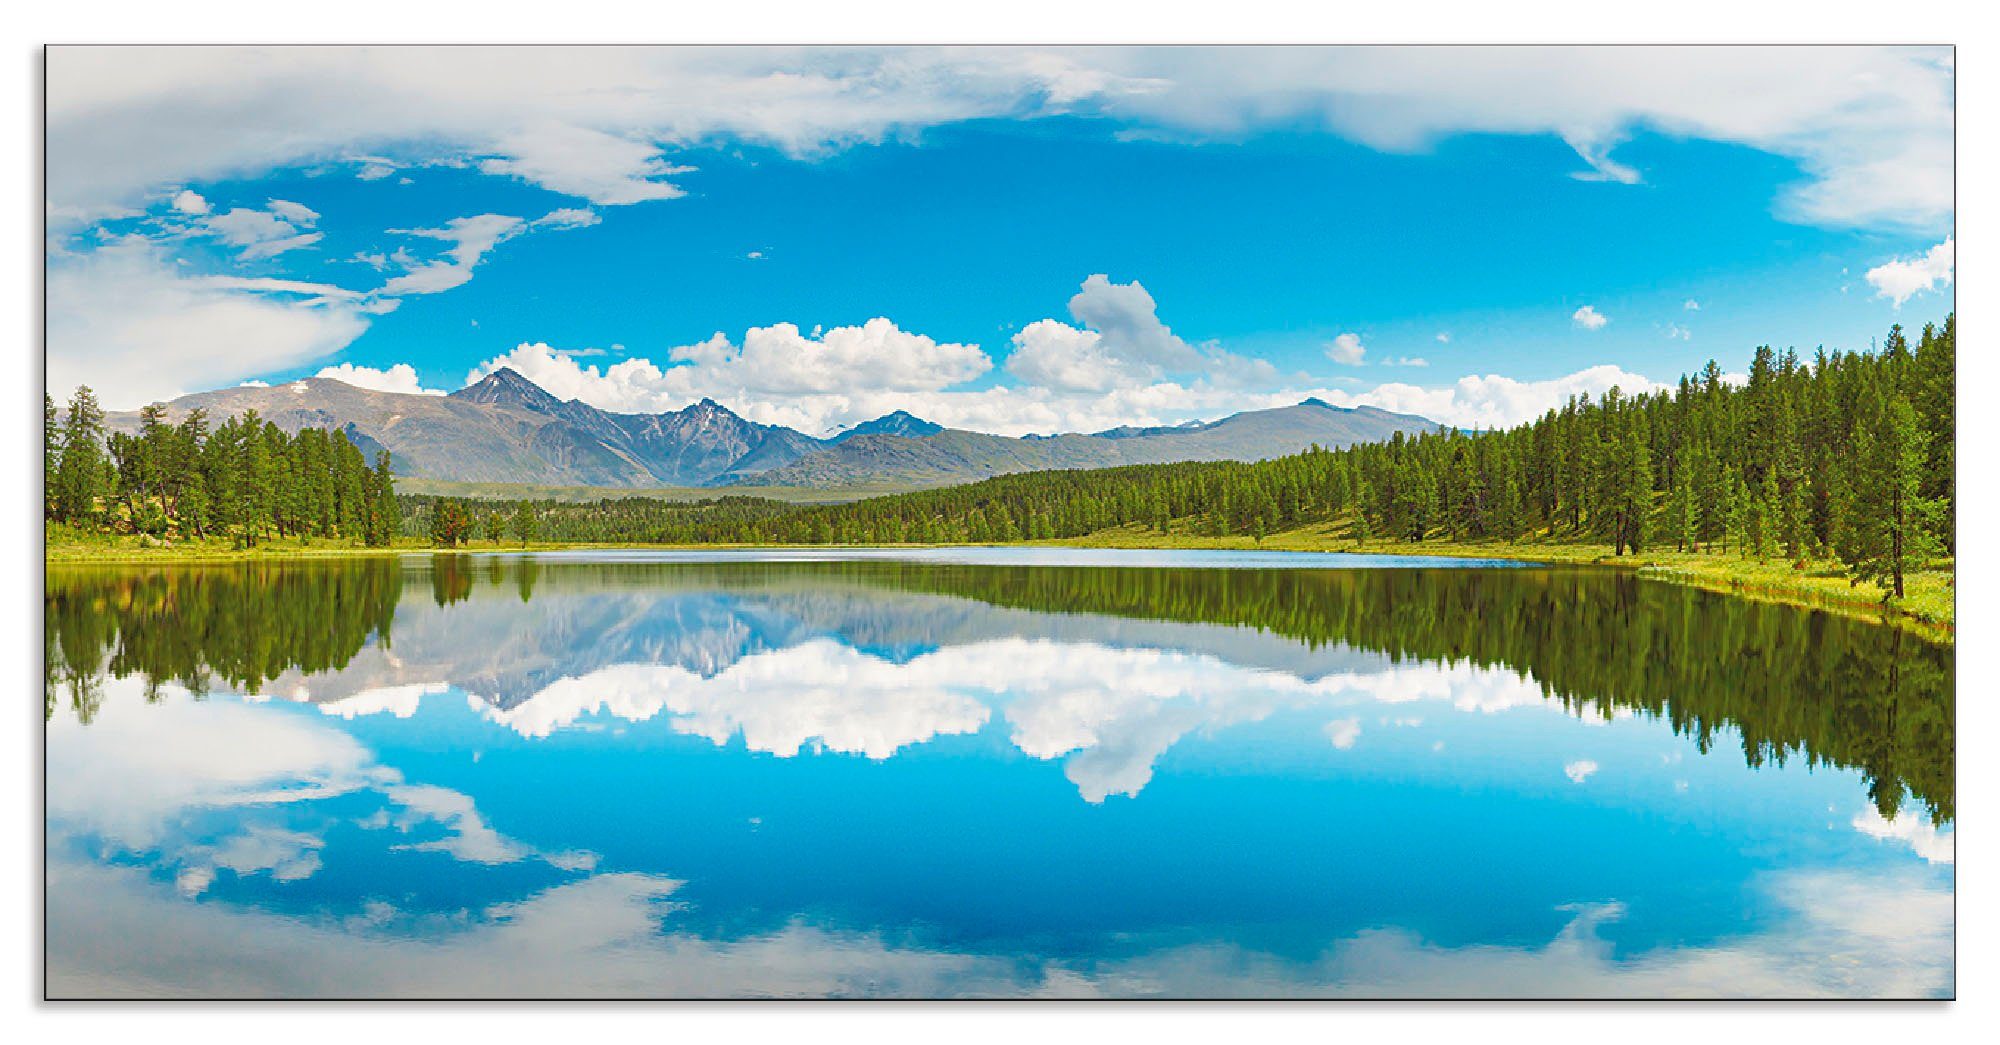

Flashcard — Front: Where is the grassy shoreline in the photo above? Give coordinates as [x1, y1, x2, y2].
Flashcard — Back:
[46, 524, 1953, 640]
[1054, 522, 1954, 638]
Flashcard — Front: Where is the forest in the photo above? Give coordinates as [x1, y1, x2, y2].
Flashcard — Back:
[44, 392, 401, 547]
[396, 315, 1954, 599]
[47, 316, 1952, 601]
[43, 557, 1952, 821]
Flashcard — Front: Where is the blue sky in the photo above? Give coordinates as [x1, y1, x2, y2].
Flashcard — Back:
[47, 47, 1954, 434]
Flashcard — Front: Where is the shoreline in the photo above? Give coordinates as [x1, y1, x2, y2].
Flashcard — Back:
[45, 528, 1953, 641]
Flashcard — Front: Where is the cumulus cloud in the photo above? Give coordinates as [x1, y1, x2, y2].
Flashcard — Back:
[1326, 333, 1367, 366]
[1564, 760, 1599, 784]
[314, 362, 446, 397]
[466, 317, 991, 422]
[1005, 274, 1219, 392]
[1852, 807, 1954, 865]
[463, 326, 1658, 436]
[1571, 305, 1608, 331]
[47, 237, 371, 409]
[48, 676, 590, 898]
[475, 640, 992, 759]
[1006, 320, 1141, 393]
[1865, 238, 1954, 308]
[1683, 299, 1701, 311]
[170, 189, 208, 215]
[1324, 364, 1659, 431]
[1325, 718, 1362, 750]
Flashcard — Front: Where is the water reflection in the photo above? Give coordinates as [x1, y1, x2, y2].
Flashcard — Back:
[47, 556, 1955, 818]
[44, 553, 1955, 998]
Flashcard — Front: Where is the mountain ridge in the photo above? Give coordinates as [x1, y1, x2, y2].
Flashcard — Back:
[107, 368, 1440, 490]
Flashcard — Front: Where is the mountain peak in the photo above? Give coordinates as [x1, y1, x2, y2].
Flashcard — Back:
[830, 409, 945, 444]
[1298, 397, 1336, 411]
[682, 397, 740, 419]
[452, 367, 563, 410]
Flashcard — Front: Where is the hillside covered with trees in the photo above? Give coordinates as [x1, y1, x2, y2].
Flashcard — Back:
[398, 315, 1953, 601]
[44, 393, 401, 548]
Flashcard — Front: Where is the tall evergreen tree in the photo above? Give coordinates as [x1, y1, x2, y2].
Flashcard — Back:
[54, 386, 108, 524]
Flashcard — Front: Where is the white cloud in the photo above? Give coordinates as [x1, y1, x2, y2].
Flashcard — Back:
[1324, 364, 1658, 431]
[531, 207, 601, 230]
[47, 238, 371, 409]
[1324, 717, 1362, 750]
[1564, 759, 1599, 784]
[1864, 238, 1954, 308]
[46, 47, 1952, 232]
[1571, 305, 1608, 331]
[1851, 807, 1954, 865]
[170, 189, 208, 215]
[1006, 320, 1138, 393]
[379, 214, 526, 296]
[48, 855, 1956, 998]
[241, 233, 325, 261]
[266, 199, 319, 225]
[1683, 299, 1701, 311]
[465, 328, 1657, 436]
[1383, 356, 1428, 368]
[1664, 324, 1691, 341]
[313, 363, 446, 397]
[1326, 333, 1367, 366]
[479, 124, 693, 205]
[1004, 274, 1215, 392]
[467, 316, 990, 422]
[200, 203, 323, 260]
[1065, 274, 1203, 370]
[1434, 332, 1451, 344]
[475, 640, 991, 759]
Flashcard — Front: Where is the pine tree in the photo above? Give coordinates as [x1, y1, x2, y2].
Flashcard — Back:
[55, 386, 108, 524]
[1611, 427, 1652, 555]
[43, 392, 59, 518]
[1666, 459, 1695, 552]
[428, 498, 475, 547]
[1839, 393, 1942, 597]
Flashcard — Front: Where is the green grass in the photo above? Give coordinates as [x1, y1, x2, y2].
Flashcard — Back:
[1057, 519, 1954, 638]
[395, 477, 913, 504]
[46, 516, 1953, 640]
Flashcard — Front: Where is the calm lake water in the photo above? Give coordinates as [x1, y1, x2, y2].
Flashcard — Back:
[44, 549, 1954, 998]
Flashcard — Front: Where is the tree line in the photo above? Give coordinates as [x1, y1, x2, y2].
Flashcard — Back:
[45, 388, 401, 547]
[44, 557, 1951, 821]
[402, 315, 1952, 598]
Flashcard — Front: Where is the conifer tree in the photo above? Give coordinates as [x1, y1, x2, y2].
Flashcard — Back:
[54, 386, 108, 524]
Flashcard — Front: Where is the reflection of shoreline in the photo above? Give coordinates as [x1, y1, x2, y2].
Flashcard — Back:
[46, 557, 1956, 820]
[45, 658, 1956, 1000]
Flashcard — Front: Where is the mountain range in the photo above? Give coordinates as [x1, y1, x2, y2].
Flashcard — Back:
[109, 369, 1441, 490]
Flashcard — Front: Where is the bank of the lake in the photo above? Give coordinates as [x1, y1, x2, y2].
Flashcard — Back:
[46, 522, 1953, 639]
[1058, 521, 1954, 638]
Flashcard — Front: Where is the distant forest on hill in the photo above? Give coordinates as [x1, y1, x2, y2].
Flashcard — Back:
[398, 315, 1953, 598]
[47, 316, 1954, 600]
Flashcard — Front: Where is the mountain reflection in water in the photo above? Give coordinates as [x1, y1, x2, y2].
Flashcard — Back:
[44, 551, 1954, 998]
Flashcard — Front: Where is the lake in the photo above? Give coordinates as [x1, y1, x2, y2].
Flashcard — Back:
[43, 549, 1955, 998]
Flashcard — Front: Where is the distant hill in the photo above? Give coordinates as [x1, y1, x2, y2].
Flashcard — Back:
[739, 400, 1440, 488]
[107, 370, 1439, 489]
[827, 409, 945, 443]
